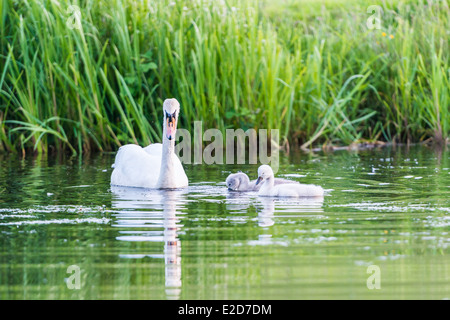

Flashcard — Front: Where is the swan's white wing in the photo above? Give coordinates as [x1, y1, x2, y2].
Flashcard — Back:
[143, 143, 163, 156]
[111, 143, 188, 189]
[111, 144, 161, 188]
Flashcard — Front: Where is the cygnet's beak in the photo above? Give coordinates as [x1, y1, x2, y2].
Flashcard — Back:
[165, 111, 177, 140]
[255, 176, 263, 185]
[227, 181, 236, 191]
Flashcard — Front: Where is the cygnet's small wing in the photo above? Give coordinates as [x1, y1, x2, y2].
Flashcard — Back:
[273, 178, 299, 186]
[288, 183, 324, 197]
[262, 182, 324, 197]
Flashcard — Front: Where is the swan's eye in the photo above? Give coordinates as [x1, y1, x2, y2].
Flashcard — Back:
[165, 111, 177, 123]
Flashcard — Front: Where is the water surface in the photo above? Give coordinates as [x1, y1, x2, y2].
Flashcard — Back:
[0, 146, 449, 299]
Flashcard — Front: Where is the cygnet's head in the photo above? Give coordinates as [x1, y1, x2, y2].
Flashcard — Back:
[163, 98, 180, 141]
[226, 172, 249, 191]
[256, 165, 274, 185]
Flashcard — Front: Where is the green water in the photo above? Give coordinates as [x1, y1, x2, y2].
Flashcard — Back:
[0, 146, 449, 300]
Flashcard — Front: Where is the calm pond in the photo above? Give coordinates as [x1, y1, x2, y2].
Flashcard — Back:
[0, 146, 449, 299]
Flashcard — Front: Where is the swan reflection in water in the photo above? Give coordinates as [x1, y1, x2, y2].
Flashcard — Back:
[111, 186, 187, 300]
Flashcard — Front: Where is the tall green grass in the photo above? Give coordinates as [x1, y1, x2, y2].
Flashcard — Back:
[0, 0, 448, 154]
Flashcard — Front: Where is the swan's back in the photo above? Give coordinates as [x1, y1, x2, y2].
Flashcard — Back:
[111, 144, 162, 188]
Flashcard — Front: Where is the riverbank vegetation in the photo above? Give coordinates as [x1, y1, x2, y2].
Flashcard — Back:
[0, 0, 448, 154]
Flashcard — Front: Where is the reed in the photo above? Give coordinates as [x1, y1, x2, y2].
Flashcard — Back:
[0, 0, 448, 154]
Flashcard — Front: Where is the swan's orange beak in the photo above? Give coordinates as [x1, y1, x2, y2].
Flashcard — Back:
[165, 112, 177, 140]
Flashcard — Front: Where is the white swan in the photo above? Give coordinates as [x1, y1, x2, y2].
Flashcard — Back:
[226, 172, 298, 191]
[110, 98, 188, 189]
[256, 165, 324, 197]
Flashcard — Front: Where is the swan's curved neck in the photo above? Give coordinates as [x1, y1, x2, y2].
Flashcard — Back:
[156, 125, 177, 188]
